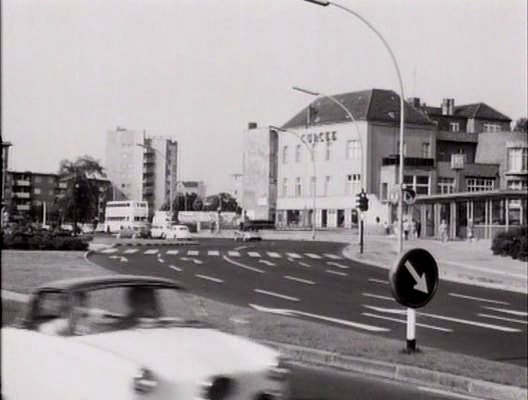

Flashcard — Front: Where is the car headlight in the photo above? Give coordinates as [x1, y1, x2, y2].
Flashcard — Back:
[133, 367, 158, 394]
[266, 356, 290, 381]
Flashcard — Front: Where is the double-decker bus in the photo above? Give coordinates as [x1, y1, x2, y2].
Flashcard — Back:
[103, 201, 149, 233]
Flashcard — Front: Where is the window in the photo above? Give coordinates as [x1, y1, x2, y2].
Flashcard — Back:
[34, 176, 42, 183]
[48, 189, 55, 196]
[324, 176, 331, 196]
[381, 183, 388, 201]
[48, 177, 55, 184]
[282, 146, 288, 164]
[346, 140, 361, 159]
[508, 148, 528, 172]
[449, 122, 460, 132]
[282, 178, 288, 197]
[483, 123, 501, 133]
[310, 176, 316, 196]
[421, 143, 430, 158]
[34, 188, 41, 194]
[403, 175, 430, 196]
[345, 174, 361, 195]
[437, 177, 455, 194]
[466, 178, 494, 192]
[325, 141, 332, 161]
[507, 180, 527, 191]
[295, 145, 302, 163]
[295, 177, 302, 197]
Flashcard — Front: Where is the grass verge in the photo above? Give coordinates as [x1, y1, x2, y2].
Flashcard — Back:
[2, 249, 527, 388]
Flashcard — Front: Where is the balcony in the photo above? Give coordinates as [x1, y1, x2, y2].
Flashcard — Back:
[13, 192, 31, 199]
[382, 155, 435, 168]
[15, 180, 31, 186]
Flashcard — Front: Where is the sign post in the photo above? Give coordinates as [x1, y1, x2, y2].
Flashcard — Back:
[389, 248, 439, 353]
[355, 190, 369, 254]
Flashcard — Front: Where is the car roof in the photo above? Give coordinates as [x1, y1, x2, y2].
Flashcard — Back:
[36, 275, 185, 292]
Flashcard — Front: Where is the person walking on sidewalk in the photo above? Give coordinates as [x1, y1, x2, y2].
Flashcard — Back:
[403, 219, 410, 240]
[439, 219, 449, 242]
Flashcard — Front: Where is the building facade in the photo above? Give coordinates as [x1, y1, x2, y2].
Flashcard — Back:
[105, 127, 178, 217]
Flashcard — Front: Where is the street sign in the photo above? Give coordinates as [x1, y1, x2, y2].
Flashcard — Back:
[389, 248, 439, 308]
[389, 187, 400, 205]
[403, 189, 416, 205]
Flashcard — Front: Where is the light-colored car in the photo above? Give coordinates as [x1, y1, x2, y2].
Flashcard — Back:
[2, 275, 290, 399]
[164, 224, 192, 240]
[234, 229, 262, 242]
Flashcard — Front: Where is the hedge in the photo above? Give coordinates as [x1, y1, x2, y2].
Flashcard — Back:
[491, 226, 528, 261]
[1, 232, 89, 251]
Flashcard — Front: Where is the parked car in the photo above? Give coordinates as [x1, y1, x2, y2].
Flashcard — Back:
[164, 225, 192, 240]
[234, 228, 262, 242]
[2, 275, 289, 399]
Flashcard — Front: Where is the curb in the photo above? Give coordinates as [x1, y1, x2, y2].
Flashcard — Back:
[2, 289, 525, 400]
[259, 340, 527, 400]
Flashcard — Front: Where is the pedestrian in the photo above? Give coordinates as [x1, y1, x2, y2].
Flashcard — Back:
[415, 220, 421, 238]
[410, 219, 417, 239]
[403, 219, 410, 240]
[440, 219, 448, 242]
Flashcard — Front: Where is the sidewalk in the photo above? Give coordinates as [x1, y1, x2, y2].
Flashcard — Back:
[193, 229, 527, 294]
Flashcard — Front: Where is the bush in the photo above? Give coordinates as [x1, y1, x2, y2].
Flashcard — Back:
[491, 226, 528, 261]
[1, 230, 89, 251]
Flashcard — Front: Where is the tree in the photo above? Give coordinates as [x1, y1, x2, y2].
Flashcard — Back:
[513, 118, 528, 133]
[57, 156, 104, 233]
[203, 192, 239, 212]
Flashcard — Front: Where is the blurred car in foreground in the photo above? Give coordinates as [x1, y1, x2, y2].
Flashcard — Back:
[234, 229, 263, 242]
[2, 275, 289, 399]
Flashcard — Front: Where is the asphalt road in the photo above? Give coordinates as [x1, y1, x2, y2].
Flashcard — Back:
[89, 238, 528, 366]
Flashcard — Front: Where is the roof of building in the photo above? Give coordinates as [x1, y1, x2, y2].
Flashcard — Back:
[420, 103, 511, 122]
[282, 89, 435, 129]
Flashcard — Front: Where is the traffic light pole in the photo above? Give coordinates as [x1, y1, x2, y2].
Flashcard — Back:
[359, 218, 364, 254]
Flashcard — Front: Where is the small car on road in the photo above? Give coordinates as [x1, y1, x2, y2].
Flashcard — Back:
[234, 228, 263, 242]
[2, 275, 289, 399]
[154, 224, 192, 240]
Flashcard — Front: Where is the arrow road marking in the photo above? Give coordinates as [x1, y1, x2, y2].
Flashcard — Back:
[362, 313, 453, 332]
[327, 262, 349, 270]
[363, 305, 522, 333]
[481, 307, 528, 317]
[168, 265, 182, 272]
[249, 304, 389, 332]
[259, 260, 276, 266]
[404, 261, 428, 294]
[254, 289, 299, 302]
[222, 256, 265, 273]
[196, 274, 223, 284]
[119, 256, 128, 262]
[449, 293, 509, 305]
[284, 275, 315, 285]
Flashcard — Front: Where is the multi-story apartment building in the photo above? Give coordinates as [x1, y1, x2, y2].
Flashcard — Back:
[229, 173, 243, 204]
[105, 127, 178, 217]
[2, 141, 13, 214]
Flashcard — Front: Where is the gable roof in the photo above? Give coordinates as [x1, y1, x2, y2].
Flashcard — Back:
[282, 89, 434, 129]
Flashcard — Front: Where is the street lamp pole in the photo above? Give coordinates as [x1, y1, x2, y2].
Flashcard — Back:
[136, 144, 174, 215]
[302, 0, 406, 255]
[270, 125, 317, 240]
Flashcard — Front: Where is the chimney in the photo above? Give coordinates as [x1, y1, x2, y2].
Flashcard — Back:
[248, 122, 258, 130]
[407, 97, 421, 107]
[442, 99, 455, 116]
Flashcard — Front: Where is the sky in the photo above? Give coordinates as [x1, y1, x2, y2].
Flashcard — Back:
[3, 0, 527, 194]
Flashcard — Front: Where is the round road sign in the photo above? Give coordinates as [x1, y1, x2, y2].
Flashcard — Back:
[389, 187, 400, 205]
[389, 248, 439, 308]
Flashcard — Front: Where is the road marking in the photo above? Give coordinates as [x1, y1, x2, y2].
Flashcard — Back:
[207, 250, 220, 256]
[101, 248, 118, 254]
[298, 261, 311, 268]
[123, 249, 139, 254]
[284, 276, 315, 285]
[324, 253, 342, 260]
[305, 253, 322, 259]
[477, 313, 528, 325]
[248, 251, 261, 257]
[286, 253, 302, 259]
[254, 289, 299, 302]
[259, 260, 276, 266]
[168, 265, 182, 272]
[449, 293, 509, 305]
[418, 386, 482, 399]
[249, 304, 389, 332]
[187, 250, 199, 256]
[157, 258, 165, 263]
[267, 252, 281, 258]
[363, 305, 522, 333]
[227, 251, 240, 257]
[196, 274, 223, 283]
[222, 256, 265, 273]
[368, 278, 389, 285]
[326, 270, 347, 277]
[166, 250, 179, 255]
[441, 260, 527, 279]
[110, 255, 128, 262]
[327, 261, 349, 270]
[362, 313, 453, 332]
[144, 249, 159, 255]
[362, 293, 394, 301]
[234, 245, 247, 251]
[482, 307, 528, 317]
[192, 259, 203, 265]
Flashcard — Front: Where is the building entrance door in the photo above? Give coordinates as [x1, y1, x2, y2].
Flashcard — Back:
[337, 209, 345, 228]
[456, 201, 468, 239]
[321, 209, 328, 228]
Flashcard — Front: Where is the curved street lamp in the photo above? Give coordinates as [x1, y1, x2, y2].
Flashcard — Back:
[269, 125, 317, 241]
[302, 0, 406, 255]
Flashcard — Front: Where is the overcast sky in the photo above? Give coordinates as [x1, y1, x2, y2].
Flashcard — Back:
[3, 0, 527, 193]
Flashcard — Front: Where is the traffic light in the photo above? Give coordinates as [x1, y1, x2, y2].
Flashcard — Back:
[355, 190, 369, 212]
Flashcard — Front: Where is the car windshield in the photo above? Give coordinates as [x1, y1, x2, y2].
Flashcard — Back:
[38, 285, 208, 336]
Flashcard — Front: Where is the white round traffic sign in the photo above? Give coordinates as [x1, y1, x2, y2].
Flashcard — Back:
[389, 188, 400, 205]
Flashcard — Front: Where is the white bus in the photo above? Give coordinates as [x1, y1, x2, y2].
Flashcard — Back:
[103, 201, 149, 233]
